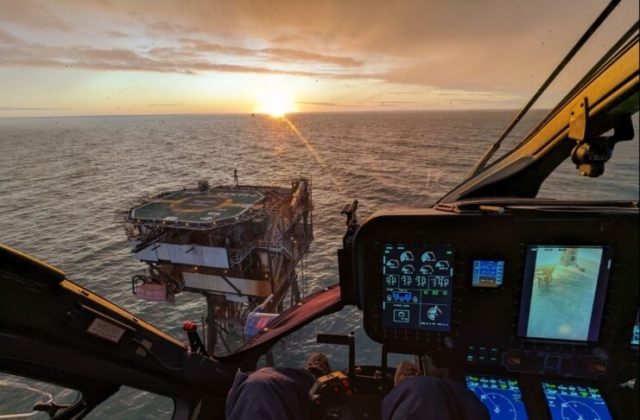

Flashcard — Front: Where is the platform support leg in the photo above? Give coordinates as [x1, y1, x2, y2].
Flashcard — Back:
[290, 273, 301, 305]
[205, 293, 218, 354]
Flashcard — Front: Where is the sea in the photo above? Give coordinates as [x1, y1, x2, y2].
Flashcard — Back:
[1, 111, 638, 418]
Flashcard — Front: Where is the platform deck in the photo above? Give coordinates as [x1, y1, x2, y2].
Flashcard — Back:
[131, 189, 265, 223]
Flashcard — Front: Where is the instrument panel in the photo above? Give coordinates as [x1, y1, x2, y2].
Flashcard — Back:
[349, 202, 638, 418]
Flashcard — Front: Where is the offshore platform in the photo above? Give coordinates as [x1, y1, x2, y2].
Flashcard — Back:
[118, 175, 313, 354]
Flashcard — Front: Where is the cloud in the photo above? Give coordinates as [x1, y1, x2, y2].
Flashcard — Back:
[1, 0, 637, 104]
[0, 29, 21, 44]
[149, 103, 182, 107]
[295, 101, 338, 107]
[295, 101, 365, 108]
[388, 91, 423, 95]
[146, 20, 200, 35]
[178, 39, 363, 67]
[80, 0, 622, 60]
[177, 38, 256, 56]
[261, 48, 362, 67]
[0, 106, 70, 111]
[0, 31, 375, 79]
[1, 21, 369, 80]
[105, 30, 129, 38]
[375, 101, 417, 104]
[0, 1, 73, 31]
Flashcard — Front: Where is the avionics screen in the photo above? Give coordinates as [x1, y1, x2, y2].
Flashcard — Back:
[472, 260, 505, 288]
[517, 245, 612, 342]
[465, 375, 528, 420]
[542, 381, 611, 420]
[631, 309, 639, 347]
[382, 244, 453, 332]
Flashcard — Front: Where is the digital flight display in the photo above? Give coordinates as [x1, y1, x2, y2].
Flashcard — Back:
[472, 260, 505, 288]
[542, 381, 612, 420]
[382, 244, 454, 332]
[518, 245, 612, 342]
[466, 375, 528, 420]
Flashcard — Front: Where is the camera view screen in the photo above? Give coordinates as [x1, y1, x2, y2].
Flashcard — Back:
[518, 246, 612, 341]
[472, 260, 505, 288]
[382, 244, 454, 332]
[542, 381, 612, 420]
[466, 375, 528, 420]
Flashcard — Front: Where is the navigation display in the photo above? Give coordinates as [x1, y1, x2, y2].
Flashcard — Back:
[472, 260, 505, 288]
[382, 244, 454, 332]
[542, 381, 612, 420]
[518, 246, 612, 342]
[466, 375, 528, 419]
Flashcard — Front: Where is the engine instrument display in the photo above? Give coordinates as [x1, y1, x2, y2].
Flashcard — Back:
[465, 375, 528, 420]
[471, 260, 505, 288]
[517, 245, 612, 342]
[542, 381, 612, 420]
[382, 244, 454, 332]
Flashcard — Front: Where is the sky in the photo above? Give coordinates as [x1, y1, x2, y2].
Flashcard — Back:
[0, 0, 638, 117]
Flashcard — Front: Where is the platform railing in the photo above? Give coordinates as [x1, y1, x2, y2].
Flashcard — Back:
[230, 241, 257, 265]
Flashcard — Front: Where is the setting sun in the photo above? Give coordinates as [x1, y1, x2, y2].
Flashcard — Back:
[256, 87, 296, 117]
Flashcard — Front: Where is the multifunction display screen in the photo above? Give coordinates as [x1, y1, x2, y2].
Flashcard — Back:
[518, 245, 612, 342]
[466, 375, 528, 420]
[472, 260, 505, 288]
[382, 244, 454, 332]
[542, 381, 612, 420]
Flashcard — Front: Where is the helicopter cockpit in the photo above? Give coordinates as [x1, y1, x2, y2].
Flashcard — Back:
[1, 1, 638, 419]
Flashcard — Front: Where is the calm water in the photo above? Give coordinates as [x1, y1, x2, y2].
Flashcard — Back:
[1, 111, 638, 417]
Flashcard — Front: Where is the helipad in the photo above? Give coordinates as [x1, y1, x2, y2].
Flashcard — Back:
[130, 189, 264, 224]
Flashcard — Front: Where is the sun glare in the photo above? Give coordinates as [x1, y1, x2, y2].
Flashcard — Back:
[256, 88, 296, 117]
